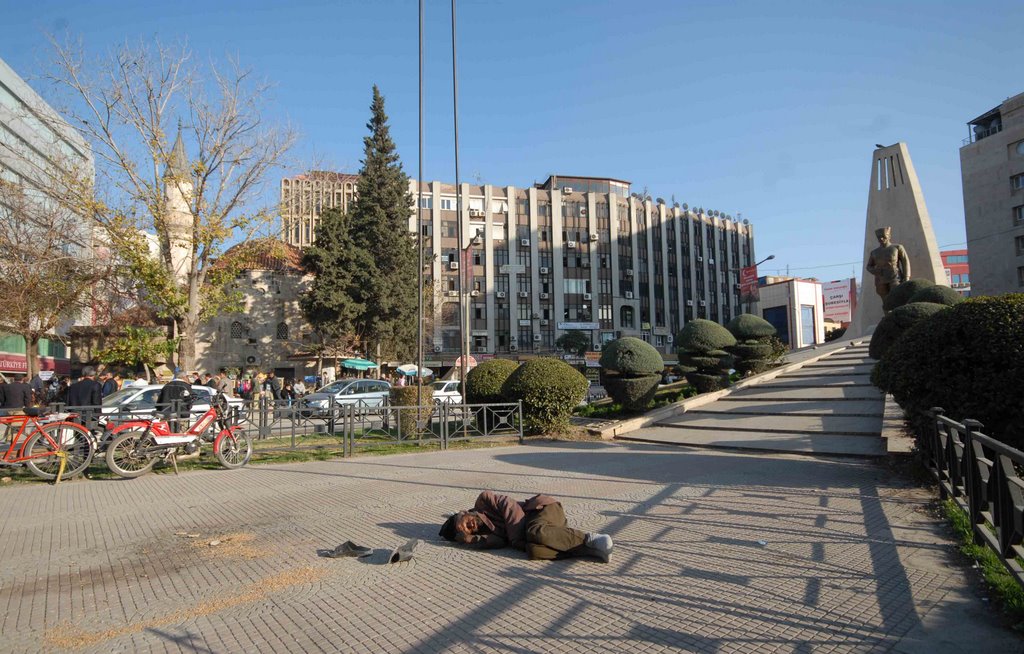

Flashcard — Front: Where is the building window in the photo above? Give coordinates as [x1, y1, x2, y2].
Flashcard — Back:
[1013, 174, 1024, 191]
[1016, 235, 1024, 256]
[440, 198, 455, 210]
[418, 196, 433, 209]
[1019, 266, 1024, 287]
[1015, 205, 1024, 226]
[230, 321, 244, 339]
[620, 306, 634, 328]
[276, 322, 289, 340]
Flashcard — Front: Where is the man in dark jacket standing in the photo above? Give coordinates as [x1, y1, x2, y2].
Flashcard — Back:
[440, 490, 613, 562]
[66, 366, 103, 429]
[0, 374, 33, 414]
[158, 372, 194, 432]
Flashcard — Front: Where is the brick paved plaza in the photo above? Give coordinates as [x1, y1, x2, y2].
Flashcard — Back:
[0, 442, 1019, 653]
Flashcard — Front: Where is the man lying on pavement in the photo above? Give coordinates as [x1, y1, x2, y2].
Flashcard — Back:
[439, 490, 613, 562]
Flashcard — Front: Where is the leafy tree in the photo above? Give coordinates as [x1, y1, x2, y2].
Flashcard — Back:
[347, 86, 418, 362]
[96, 326, 179, 382]
[556, 330, 590, 357]
[0, 179, 107, 378]
[46, 38, 295, 371]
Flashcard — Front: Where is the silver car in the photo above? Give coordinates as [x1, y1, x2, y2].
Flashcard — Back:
[300, 379, 392, 417]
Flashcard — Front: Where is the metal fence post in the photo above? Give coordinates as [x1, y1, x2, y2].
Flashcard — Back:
[963, 419, 986, 546]
[517, 400, 524, 443]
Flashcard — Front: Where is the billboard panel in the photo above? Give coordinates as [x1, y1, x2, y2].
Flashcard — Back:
[822, 279, 856, 323]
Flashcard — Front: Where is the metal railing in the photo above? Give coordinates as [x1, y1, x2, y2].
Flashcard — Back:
[46, 396, 523, 456]
[920, 407, 1024, 589]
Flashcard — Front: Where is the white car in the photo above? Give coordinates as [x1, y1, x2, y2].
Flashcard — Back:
[100, 384, 245, 424]
[431, 380, 462, 405]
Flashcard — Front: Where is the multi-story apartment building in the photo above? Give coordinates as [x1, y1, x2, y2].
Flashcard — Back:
[0, 56, 93, 376]
[959, 90, 1024, 296]
[281, 171, 360, 248]
[412, 175, 756, 364]
[940, 249, 971, 296]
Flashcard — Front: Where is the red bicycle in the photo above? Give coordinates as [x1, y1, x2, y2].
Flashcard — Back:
[0, 409, 95, 481]
[104, 394, 252, 479]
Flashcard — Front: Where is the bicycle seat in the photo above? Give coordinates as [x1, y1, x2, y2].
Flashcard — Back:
[23, 407, 47, 417]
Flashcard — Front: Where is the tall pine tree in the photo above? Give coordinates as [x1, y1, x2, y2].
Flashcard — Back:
[347, 86, 418, 361]
[300, 206, 364, 350]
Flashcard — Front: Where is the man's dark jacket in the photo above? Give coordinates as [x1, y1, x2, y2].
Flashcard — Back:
[157, 380, 194, 416]
[0, 381, 33, 409]
[66, 378, 103, 407]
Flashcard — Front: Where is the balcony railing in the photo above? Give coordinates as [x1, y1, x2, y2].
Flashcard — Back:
[962, 123, 1003, 146]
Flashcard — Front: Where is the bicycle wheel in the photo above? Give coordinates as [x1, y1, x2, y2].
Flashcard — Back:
[214, 430, 252, 469]
[105, 429, 158, 478]
[24, 422, 95, 480]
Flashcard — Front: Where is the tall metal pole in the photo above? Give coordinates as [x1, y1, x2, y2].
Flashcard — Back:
[451, 0, 467, 388]
[416, 0, 425, 409]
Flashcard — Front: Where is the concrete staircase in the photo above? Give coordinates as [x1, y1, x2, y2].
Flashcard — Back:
[620, 343, 888, 457]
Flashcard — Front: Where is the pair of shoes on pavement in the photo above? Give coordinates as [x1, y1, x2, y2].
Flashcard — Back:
[584, 533, 613, 563]
[321, 538, 419, 564]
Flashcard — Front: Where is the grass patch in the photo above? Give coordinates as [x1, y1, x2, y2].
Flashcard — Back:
[941, 499, 1024, 624]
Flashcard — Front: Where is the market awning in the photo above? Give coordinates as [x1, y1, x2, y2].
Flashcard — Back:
[341, 358, 378, 371]
[396, 364, 433, 377]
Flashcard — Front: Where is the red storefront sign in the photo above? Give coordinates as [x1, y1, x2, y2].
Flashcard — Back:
[0, 353, 70, 375]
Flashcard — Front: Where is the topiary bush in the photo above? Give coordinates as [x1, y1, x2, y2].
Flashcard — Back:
[726, 314, 778, 375]
[868, 302, 949, 360]
[872, 294, 1024, 450]
[598, 337, 664, 375]
[676, 319, 736, 393]
[501, 358, 588, 433]
[882, 278, 933, 312]
[908, 284, 963, 307]
[465, 359, 519, 404]
[599, 337, 664, 411]
[390, 385, 435, 440]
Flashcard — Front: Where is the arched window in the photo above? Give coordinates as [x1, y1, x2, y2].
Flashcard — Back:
[276, 322, 289, 340]
[230, 321, 244, 339]
[620, 306, 634, 329]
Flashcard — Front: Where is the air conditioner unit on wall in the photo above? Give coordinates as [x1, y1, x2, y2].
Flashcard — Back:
[625, 291, 634, 299]
[686, 299, 693, 306]
[589, 233, 599, 241]
[539, 266, 549, 274]
[583, 293, 592, 300]
[532, 312, 540, 319]
[533, 334, 542, 341]
[540, 319, 549, 326]
[562, 186, 573, 193]
[697, 256, 703, 262]
[519, 291, 529, 298]
[433, 345, 443, 353]
[450, 261, 459, 270]
[567, 241, 577, 249]
[580, 208, 588, 217]
[470, 290, 480, 297]
[540, 292, 550, 299]
[447, 290, 458, 297]
[625, 269, 634, 276]
[699, 300, 706, 307]
[509, 344, 518, 352]
[521, 239, 530, 247]
[496, 291, 507, 299]
[667, 335, 674, 343]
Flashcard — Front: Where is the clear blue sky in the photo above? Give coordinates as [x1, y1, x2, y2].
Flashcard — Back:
[3, 0, 1021, 280]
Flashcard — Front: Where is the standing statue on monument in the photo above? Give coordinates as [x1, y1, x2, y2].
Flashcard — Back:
[866, 226, 910, 304]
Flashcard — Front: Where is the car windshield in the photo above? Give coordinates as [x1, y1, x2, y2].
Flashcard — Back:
[432, 382, 448, 392]
[102, 388, 139, 407]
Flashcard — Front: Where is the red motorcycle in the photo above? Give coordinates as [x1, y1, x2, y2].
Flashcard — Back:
[104, 394, 252, 479]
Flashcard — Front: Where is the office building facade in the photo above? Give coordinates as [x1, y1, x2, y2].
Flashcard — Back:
[940, 249, 971, 296]
[412, 175, 757, 364]
[960, 91, 1024, 296]
[281, 171, 359, 248]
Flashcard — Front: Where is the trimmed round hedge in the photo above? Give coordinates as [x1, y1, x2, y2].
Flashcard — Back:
[465, 359, 519, 404]
[872, 294, 1024, 449]
[501, 358, 588, 433]
[602, 375, 661, 412]
[868, 302, 949, 360]
[599, 337, 663, 375]
[726, 314, 776, 340]
[675, 319, 737, 352]
[908, 284, 963, 307]
[882, 278, 933, 312]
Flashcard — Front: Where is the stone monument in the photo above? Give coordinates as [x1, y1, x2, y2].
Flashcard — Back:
[848, 143, 945, 337]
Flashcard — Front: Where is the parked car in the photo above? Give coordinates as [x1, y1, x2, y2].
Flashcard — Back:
[300, 379, 392, 417]
[431, 380, 462, 405]
[99, 384, 246, 426]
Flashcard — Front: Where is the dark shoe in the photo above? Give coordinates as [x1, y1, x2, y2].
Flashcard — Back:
[321, 540, 373, 558]
[389, 538, 419, 564]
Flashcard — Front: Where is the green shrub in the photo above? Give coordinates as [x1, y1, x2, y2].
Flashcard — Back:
[465, 359, 519, 404]
[390, 385, 435, 440]
[882, 278, 933, 312]
[501, 358, 588, 433]
[726, 314, 777, 340]
[601, 375, 661, 411]
[908, 284, 963, 307]
[676, 320, 736, 393]
[599, 337, 664, 375]
[873, 294, 1024, 449]
[868, 302, 949, 360]
[726, 314, 778, 375]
